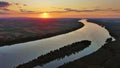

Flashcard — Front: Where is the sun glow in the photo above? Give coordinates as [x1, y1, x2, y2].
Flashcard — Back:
[40, 13, 50, 18]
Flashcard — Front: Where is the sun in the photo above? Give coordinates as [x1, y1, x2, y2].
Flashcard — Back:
[40, 13, 50, 18]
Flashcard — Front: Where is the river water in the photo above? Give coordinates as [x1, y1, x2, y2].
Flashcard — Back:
[0, 19, 115, 68]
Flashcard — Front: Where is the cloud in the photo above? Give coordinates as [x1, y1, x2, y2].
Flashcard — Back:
[13, 2, 27, 7]
[0, 1, 11, 12]
[19, 8, 35, 13]
[19, 9, 25, 12]
[46, 8, 120, 14]
[0, 12, 9, 14]
[64, 8, 120, 12]
[0, 8, 10, 11]
[11, 2, 30, 13]
[64, 8, 82, 12]
[0, 1, 10, 7]
[64, 8, 101, 12]
[26, 11, 35, 13]
[48, 11, 66, 13]
[0, 1, 32, 14]
[47, 8, 97, 13]
[23, 4, 27, 6]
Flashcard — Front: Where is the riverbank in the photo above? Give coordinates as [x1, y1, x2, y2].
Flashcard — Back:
[0, 18, 83, 46]
[59, 18, 120, 68]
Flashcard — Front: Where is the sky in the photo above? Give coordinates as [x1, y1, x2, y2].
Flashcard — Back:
[0, 0, 120, 18]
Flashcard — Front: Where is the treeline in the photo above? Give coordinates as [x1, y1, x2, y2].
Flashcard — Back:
[16, 40, 91, 68]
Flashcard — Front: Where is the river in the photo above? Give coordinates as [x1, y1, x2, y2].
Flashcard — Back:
[0, 19, 115, 68]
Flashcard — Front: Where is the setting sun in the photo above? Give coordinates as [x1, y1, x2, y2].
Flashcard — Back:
[40, 13, 50, 18]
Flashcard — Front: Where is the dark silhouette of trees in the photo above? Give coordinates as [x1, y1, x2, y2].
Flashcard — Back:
[16, 40, 91, 68]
